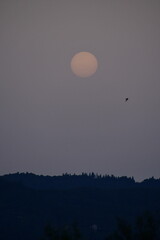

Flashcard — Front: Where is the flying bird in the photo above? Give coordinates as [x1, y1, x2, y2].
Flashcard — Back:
[125, 98, 129, 102]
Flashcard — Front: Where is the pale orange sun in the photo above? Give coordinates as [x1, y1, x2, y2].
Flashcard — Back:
[71, 52, 98, 78]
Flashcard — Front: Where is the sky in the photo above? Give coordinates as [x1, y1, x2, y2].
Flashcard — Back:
[1, 0, 160, 181]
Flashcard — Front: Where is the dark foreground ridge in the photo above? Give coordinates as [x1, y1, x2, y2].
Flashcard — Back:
[0, 173, 160, 240]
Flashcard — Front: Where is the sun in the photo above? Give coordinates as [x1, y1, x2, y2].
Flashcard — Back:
[71, 52, 98, 78]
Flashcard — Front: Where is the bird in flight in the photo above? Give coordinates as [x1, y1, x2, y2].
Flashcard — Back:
[125, 98, 129, 102]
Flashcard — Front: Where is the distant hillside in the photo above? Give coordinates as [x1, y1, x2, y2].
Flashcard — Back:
[2, 172, 160, 190]
[0, 173, 160, 240]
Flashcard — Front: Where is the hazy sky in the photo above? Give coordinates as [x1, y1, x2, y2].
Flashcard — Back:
[1, 0, 160, 181]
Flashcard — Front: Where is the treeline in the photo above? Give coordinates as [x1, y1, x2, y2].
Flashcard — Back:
[40, 211, 160, 240]
[1, 172, 160, 190]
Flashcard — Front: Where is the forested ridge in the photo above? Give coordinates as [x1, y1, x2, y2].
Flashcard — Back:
[0, 173, 160, 240]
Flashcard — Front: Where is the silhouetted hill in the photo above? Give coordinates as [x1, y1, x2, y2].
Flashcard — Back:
[0, 173, 160, 240]
[2, 172, 160, 190]
[1, 172, 136, 190]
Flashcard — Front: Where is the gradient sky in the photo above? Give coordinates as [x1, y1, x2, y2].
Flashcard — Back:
[1, 0, 160, 181]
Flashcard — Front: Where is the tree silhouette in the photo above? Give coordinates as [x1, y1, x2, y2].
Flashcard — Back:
[135, 211, 157, 240]
[40, 223, 82, 240]
[106, 218, 132, 240]
[40, 224, 59, 240]
[106, 212, 160, 240]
